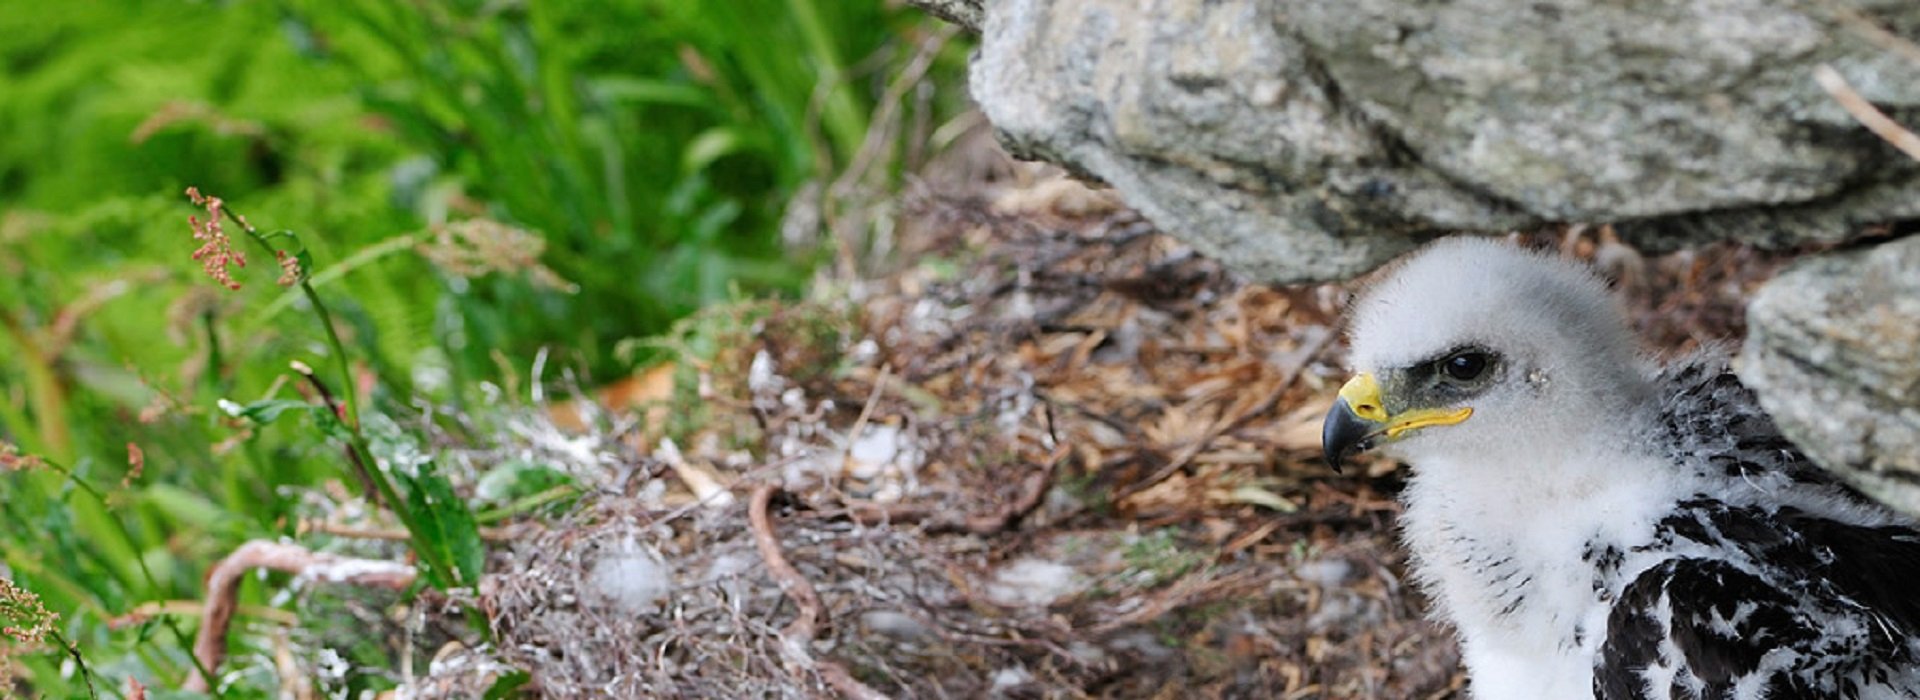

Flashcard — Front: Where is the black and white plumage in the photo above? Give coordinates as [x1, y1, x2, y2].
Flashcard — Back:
[1320, 239, 1920, 699]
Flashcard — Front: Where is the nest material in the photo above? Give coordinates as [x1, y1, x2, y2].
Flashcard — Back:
[450, 158, 1794, 698]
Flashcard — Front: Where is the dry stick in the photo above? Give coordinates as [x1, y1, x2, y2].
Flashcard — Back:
[823, 24, 962, 278]
[297, 519, 523, 544]
[837, 363, 892, 489]
[109, 601, 298, 630]
[830, 24, 960, 200]
[1826, 2, 1920, 67]
[844, 365, 892, 451]
[747, 484, 892, 700]
[184, 541, 417, 692]
[1117, 329, 1339, 501]
[1815, 65, 1920, 163]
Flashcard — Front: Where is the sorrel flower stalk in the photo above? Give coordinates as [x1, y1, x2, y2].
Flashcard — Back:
[182, 187, 455, 586]
[185, 187, 246, 290]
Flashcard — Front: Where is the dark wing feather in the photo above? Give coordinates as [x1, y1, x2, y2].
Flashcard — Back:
[1596, 558, 1820, 700]
[1653, 356, 1847, 492]
[1776, 510, 1920, 641]
[1598, 503, 1920, 700]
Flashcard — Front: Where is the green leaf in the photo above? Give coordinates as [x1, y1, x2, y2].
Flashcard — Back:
[482, 669, 532, 699]
[141, 484, 231, 531]
[307, 403, 359, 445]
[399, 462, 486, 589]
[474, 459, 572, 506]
[293, 249, 316, 283]
[680, 126, 747, 175]
[220, 398, 314, 424]
[587, 76, 709, 107]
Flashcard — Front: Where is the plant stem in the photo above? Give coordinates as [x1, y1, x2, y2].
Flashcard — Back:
[48, 630, 99, 700]
[288, 366, 412, 529]
[214, 203, 456, 586]
[39, 457, 218, 690]
[202, 310, 227, 397]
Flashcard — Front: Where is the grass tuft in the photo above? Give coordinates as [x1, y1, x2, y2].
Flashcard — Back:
[0, 1, 968, 694]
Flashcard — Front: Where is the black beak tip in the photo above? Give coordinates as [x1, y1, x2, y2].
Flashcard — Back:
[1323, 454, 1345, 474]
[1321, 398, 1374, 475]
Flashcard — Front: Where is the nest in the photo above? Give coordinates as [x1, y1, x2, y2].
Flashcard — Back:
[402, 147, 1796, 698]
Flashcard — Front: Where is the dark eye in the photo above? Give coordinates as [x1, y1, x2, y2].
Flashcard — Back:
[1443, 351, 1490, 381]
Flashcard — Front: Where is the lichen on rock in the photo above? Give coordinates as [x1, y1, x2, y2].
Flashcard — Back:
[1740, 236, 1920, 518]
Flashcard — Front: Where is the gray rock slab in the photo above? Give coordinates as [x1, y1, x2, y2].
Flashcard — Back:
[1740, 236, 1920, 518]
[923, 0, 1920, 281]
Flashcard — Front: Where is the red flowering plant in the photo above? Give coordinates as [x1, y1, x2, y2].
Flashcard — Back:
[179, 188, 478, 592]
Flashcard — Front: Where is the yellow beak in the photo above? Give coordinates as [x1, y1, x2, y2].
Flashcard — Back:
[1321, 373, 1472, 471]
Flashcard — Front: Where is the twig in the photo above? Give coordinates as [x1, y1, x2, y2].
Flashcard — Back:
[1117, 329, 1338, 501]
[185, 540, 417, 692]
[1815, 64, 1920, 162]
[1033, 390, 1147, 441]
[657, 437, 736, 508]
[824, 23, 962, 278]
[840, 363, 893, 473]
[108, 600, 298, 630]
[831, 25, 961, 200]
[747, 484, 892, 700]
[1826, 2, 1920, 67]
[297, 519, 524, 544]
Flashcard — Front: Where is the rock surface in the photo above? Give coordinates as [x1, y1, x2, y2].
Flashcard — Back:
[1740, 237, 1920, 519]
[912, 0, 983, 30]
[925, 0, 1920, 282]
